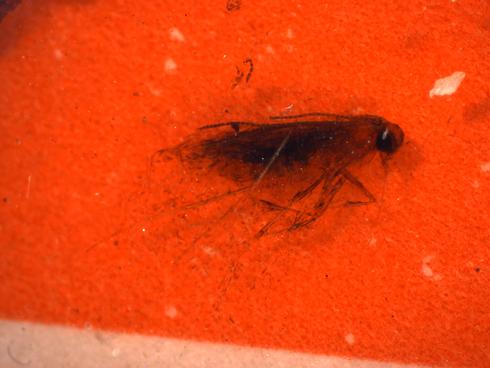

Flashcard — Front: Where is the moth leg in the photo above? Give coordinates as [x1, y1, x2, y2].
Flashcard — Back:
[182, 185, 252, 209]
[256, 174, 325, 238]
[259, 199, 299, 213]
[258, 199, 313, 217]
[341, 169, 376, 206]
[290, 175, 326, 202]
[289, 174, 346, 231]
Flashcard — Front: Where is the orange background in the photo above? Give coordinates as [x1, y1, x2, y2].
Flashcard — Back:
[1, 1, 489, 367]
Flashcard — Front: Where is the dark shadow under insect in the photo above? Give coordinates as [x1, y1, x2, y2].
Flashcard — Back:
[157, 113, 404, 237]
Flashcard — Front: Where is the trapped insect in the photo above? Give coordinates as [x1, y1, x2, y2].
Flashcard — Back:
[157, 112, 404, 237]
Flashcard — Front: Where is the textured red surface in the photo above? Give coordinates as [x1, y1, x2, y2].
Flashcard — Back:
[1, 0, 489, 367]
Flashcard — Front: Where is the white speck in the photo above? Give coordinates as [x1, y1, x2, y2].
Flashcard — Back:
[283, 103, 294, 112]
[53, 49, 64, 60]
[111, 347, 120, 357]
[25, 175, 32, 199]
[345, 333, 355, 345]
[421, 256, 442, 280]
[202, 246, 217, 256]
[164, 58, 177, 73]
[265, 45, 275, 54]
[429, 71, 466, 98]
[94, 192, 100, 196]
[480, 162, 490, 172]
[421, 262, 433, 277]
[165, 305, 178, 319]
[169, 27, 185, 42]
[286, 28, 295, 39]
[147, 84, 161, 96]
[142, 228, 146, 233]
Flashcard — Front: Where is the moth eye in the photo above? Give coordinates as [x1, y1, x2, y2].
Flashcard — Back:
[376, 127, 402, 153]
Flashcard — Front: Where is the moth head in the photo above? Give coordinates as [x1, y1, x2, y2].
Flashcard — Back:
[376, 122, 404, 154]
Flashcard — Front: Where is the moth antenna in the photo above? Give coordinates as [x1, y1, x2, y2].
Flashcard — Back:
[269, 112, 352, 120]
[199, 121, 260, 130]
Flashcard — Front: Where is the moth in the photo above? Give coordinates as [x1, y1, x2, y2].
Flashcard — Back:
[157, 113, 404, 237]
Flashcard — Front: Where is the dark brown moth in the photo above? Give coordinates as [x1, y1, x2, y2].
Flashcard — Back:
[157, 112, 404, 237]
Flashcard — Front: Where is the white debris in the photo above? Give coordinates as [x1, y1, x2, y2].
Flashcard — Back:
[345, 333, 355, 345]
[164, 58, 177, 73]
[429, 71, 465, 98]
[169, 27, 185, 42]
[480, 162, 490, 173]
[165, 305, 178, 319]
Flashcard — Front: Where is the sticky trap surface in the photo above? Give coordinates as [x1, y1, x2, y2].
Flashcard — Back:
[0, 1, 489, 367]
